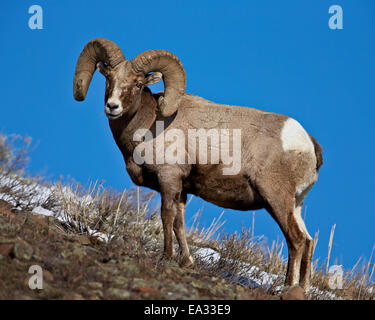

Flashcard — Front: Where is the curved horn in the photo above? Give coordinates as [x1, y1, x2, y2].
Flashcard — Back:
[73, 38, 125, 101]
[131, 50, 186, 117]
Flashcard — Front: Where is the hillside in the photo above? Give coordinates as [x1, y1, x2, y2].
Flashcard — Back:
[0, 198, 281, 300]
[0, 134, 373, 300]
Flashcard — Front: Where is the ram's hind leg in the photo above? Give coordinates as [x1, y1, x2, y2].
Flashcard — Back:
[270, 201, 308, 288]
[295, 200, 314, 292]
[173, 193, 194, 267]
[298, 208, 314, 292]
[257, 182, 308, 289]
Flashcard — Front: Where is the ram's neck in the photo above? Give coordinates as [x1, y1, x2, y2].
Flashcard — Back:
[109, 89, 158, 159]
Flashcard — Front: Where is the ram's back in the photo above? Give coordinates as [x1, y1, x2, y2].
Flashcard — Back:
[178, 93, 287, 136]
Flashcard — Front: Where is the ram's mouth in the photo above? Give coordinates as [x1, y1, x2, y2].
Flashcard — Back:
[106, 112, 123, 120]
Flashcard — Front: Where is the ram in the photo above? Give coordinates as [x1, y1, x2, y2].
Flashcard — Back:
[73, 38, 323, 293]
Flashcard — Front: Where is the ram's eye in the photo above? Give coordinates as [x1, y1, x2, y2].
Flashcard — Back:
[135, 81, 143, 89]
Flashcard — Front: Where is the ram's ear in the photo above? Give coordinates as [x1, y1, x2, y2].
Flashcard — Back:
[144, 72, 162, 86]
[97, 62, 109, 76]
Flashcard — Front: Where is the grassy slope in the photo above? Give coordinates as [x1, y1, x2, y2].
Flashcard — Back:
[0, 199, 277, 300]
[0, 133, 373, 300]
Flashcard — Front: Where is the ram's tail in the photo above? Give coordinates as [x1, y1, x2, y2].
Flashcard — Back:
[309, 135, 323, 171]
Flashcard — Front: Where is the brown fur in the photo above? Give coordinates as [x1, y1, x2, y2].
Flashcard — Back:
[73, 45, 323, 293]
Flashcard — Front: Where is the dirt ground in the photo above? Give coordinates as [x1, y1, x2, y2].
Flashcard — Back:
[0, 199, 287, 300]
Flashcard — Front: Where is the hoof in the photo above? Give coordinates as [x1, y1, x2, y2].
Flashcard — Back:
[281, 285, 307, 300]
[159, 253, 174, 264]
[179, 255, 194, 268]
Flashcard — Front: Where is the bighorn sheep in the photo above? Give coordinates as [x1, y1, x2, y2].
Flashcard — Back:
[73, 38, 323, 292]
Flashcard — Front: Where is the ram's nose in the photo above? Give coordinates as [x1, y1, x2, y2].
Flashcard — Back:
[106, 102, 120, 111]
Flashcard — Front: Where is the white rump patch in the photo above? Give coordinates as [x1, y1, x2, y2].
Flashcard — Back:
[281, 118, 314, 154]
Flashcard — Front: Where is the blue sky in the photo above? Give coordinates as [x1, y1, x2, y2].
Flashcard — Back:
[1, 1, 374, 269]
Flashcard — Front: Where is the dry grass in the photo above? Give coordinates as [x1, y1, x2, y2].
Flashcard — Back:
[187, 204, 374, 299]
[187, 203, 226, 247]
[309, 224, 374, 300]
[0, 133, 31, 176]
[0, 133, 51, 211]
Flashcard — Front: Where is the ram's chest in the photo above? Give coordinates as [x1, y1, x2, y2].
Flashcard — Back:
[111, 131, 151, 187]
[125, 158, 159, 190]
[125, 158, 144, 186]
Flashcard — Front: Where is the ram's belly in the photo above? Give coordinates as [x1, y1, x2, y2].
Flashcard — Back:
[185, 167, 265, 211]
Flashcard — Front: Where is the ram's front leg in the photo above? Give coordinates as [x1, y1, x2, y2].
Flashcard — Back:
[160, 195, 177, 259]
[174, 193, 194, 267]
[159, 171, 183, 260]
